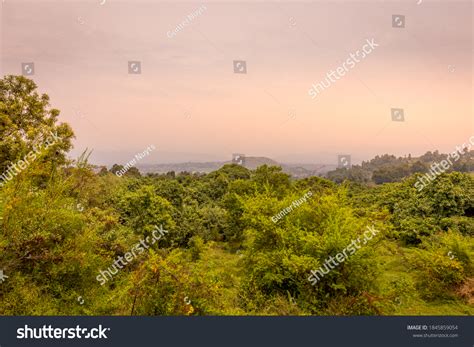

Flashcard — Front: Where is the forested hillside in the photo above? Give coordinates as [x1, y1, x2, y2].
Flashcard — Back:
[0, 76, 473, 315]
[327, 151, 474, 184]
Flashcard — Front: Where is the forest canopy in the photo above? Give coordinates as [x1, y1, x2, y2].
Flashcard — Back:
[0, 76, 473, 316]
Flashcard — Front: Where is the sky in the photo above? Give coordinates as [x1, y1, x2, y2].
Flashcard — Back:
[1, 0, 472, 165]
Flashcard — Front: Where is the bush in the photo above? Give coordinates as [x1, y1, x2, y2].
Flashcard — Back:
[409, 231, 473, 300]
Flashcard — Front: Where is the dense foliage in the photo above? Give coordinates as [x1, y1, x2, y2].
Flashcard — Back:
[0, 76, 473, 315]
[327, 151, 474, 184]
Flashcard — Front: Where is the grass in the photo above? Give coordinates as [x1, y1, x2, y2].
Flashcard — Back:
[374, 240, 474, 315]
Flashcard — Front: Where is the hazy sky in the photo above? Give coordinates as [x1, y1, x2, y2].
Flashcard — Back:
[1, 0, 472, 165]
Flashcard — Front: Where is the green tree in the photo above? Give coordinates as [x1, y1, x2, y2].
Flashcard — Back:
[0, 76, 74, 174]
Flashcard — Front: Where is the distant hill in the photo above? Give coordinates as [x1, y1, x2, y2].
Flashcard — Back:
[326, 149, 474, 184]
[136, 156, 336, 178]
[240, 156, 278, 169]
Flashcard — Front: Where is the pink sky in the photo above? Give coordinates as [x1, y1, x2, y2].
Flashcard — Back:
[1, 0, 472, 165]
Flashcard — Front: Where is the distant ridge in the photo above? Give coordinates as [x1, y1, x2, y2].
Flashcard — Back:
[136, 156, 336, 178]
[240, 156, 279, 169]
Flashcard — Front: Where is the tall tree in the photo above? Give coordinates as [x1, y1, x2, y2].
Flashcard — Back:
[0, 75, 74, 173]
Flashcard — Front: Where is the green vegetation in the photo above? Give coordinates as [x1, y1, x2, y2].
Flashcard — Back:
[0, 76, 473, 315]
[327, 151, 474, 184]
